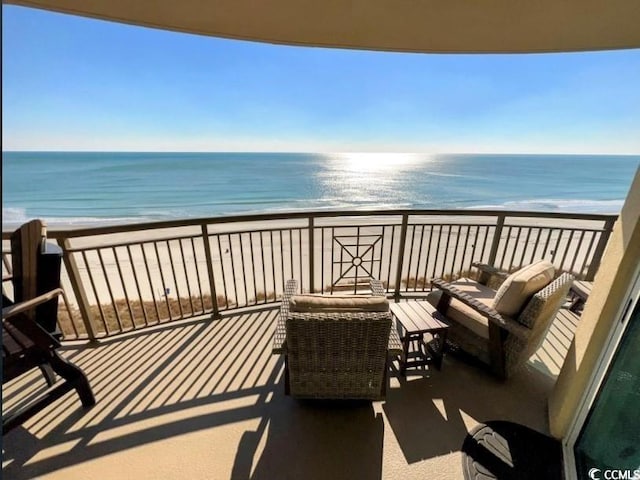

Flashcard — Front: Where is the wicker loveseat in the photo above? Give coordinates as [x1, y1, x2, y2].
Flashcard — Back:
[272, 279, 402, 400]
[427, 261, 574, 379]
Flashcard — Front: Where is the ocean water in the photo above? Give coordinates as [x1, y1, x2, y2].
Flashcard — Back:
[2, 152, 638, 227]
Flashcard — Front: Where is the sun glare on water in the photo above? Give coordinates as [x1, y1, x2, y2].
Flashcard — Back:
[321, 152, 430, 207]
[335, 152, 425, 173]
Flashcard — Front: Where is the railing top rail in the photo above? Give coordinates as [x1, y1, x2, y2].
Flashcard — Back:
[2, 209, 618, 239]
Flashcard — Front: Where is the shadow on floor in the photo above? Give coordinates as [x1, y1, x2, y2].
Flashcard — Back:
[460, 420, 562, 480]
[233, 397, 384, 480]
[2, 310, 556, 479]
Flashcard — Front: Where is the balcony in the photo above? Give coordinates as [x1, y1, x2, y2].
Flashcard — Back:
[2, 209, 615, 479]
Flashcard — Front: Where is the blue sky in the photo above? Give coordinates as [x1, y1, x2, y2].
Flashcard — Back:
[2, 5, 640, 153]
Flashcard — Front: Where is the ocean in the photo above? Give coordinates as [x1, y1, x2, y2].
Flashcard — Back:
[2, 152, 638, 227]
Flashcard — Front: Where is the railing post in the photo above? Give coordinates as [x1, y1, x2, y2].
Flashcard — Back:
[201, 224, 220, 318]
[479, 214, 506, 284]
[57, 237, 97, 341]
[487, 214, 506, 267]
[393, 213, 409, 300]
[585, 217, 616, 281]
[308, 216, 315, 293]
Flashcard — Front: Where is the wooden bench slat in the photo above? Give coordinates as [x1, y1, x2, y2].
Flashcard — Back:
[3, 321, 36, 355]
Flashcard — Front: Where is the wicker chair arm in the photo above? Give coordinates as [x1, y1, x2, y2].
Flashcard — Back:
[273, 280, 298, 354]
[431, 279, 529, 339]
[471, 262, 509, 281]
[387, 325, 403, 356]
[369, 278, 399, 352]
[370, 278, 386, 296]
[280, 279, 298, 315]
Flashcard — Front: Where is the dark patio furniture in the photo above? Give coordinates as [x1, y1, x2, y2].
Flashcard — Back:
[2, 220, 95, 434]
[390, 301, 450, 375]
[568, 280, 593, 313]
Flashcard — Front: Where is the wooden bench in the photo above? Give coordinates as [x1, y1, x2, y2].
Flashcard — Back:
[2, 220, 95, 434]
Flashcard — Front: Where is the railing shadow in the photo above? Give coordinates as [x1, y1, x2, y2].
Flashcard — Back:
[529, 307, 581, 377]
[3, 306, 557, 479]
[2, 309, 285, 479]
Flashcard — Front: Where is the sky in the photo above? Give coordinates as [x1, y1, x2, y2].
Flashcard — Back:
[2, 5, 640, 154]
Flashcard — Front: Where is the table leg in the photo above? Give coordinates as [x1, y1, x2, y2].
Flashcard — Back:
[427, 329, 448, 370]
[400, 334, 411, 376]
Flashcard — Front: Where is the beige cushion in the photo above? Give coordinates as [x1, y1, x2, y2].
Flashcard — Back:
[289, 294, 389, 313]
[426, 278, 495, 339]
[491, 261, 555, 317]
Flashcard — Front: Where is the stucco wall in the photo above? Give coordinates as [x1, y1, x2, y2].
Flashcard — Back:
[548, 167, 640, 439]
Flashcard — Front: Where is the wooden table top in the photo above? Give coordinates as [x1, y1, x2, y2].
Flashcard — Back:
[390, 301, 450, 334]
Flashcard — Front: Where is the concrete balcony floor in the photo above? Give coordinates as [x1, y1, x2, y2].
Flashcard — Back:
[2, 305, 578, 480]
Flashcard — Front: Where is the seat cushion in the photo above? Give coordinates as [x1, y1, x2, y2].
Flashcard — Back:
[491, 261, 555, 317]
[426, 278, 495, 339]
[289, 294, 389, 312]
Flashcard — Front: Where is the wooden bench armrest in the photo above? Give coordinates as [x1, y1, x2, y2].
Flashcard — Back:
[2, 289, 64, 350]
[471, 262, 509, 281]
[2, 288, 64, 320]
[431, 279, 529, 339]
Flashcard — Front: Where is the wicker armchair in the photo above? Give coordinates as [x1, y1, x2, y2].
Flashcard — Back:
[427, 262, 574, 379]
[272, 279, 402, 400]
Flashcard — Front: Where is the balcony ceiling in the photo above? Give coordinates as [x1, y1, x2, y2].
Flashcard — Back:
[7, 0, 640, 53]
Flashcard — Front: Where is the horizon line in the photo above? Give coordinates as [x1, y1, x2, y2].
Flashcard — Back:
[3, 149, 640, 156]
